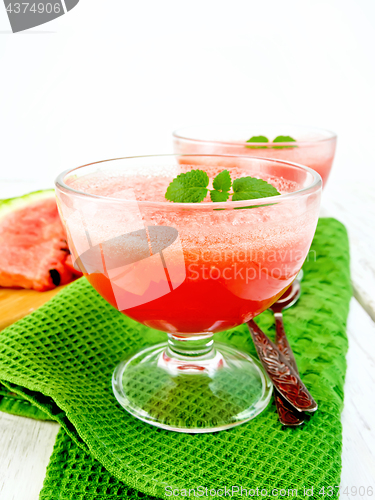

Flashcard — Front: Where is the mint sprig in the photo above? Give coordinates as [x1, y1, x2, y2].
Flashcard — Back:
[272, 135, 297, 149]
[165, 170, 209, 203]
[232, 177, 280, 201]
[165, 169, 280, 204]
[210, 169, 231, 202]
[245, 135, 297, 149]
[246, 135, 268, 149]
[210, 190, 229, 202]
[213, 169, 232, 192]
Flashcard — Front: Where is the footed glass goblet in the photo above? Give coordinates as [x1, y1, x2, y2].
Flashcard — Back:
[55, 154, 321, 433]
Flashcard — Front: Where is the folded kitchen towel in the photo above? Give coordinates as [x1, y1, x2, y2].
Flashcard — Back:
[0, 218, 352, 500]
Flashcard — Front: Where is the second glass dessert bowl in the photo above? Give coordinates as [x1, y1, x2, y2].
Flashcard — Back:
[55, 154, 321, 433]
[173, 124, 336, 187]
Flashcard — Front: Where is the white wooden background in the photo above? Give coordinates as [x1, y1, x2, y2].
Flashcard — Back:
[0, 179, 374, 500]
[1, 0, 375, 496]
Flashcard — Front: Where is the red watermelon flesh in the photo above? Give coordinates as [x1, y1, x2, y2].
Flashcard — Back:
[0, 190, 82, 291]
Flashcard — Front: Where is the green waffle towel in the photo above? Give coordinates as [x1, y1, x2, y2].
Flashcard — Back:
[0, 218, 351, 500]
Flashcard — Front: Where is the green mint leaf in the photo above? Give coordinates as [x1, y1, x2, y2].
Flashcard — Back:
[247, 135, 269, 143]
[165, 169, 209, 203]
[273, 135, 296, 142]
[246, 135, 269, 149]
[210, 190, 230, 202]
[213, 169, 232, 192]
[273, 135, 297, 149]
[232, 176, 280, 201]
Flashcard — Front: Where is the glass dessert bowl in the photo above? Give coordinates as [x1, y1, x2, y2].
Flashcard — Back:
[55, 154, 321, 433]
[173, 124, 336, 187]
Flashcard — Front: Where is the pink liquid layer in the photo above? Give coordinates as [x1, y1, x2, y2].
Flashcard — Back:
[174, 139, 336, 186]
[67, 167, 320, 334]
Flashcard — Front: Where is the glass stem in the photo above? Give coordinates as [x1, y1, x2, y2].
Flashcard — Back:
[167, 333, 214, 358]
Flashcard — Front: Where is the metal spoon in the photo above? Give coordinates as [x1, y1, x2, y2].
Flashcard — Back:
[247, 319, 318, 414]
[269, 278, 306, 426]
[247, 271, 318, 416]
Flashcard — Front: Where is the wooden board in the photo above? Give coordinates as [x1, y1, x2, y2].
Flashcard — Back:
[0, 286, 67, 331]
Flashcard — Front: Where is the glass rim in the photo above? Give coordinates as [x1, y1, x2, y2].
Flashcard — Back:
[173, 123, 337, 147]
[55, 154, 322, 209]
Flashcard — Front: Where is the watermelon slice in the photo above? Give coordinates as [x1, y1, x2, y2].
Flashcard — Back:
[0, 190, 82, 291]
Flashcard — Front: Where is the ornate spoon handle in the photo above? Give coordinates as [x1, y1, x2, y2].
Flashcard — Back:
[274, 312, 299, 372]
[274, 390, 305, 426]
[247, 319, 318, 413]
[273, 312, 305, 426]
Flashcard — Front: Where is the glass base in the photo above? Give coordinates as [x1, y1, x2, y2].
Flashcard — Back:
[112, 341, 272, 433]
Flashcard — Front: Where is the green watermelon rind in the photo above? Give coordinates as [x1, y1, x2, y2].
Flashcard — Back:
[0, 189, 56, 222]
